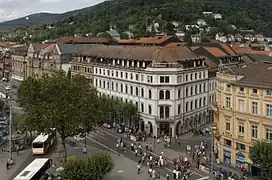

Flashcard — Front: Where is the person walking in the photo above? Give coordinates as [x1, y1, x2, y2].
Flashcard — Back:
[137, 163, 141, 174]
[166, 174, 170, 180]
[6, 160, 9, 170]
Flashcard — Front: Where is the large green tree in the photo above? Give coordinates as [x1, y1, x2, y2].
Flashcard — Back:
[250, 140, 272, 177]
[17, 71, 100, 159]
[62, 152, 114, 180]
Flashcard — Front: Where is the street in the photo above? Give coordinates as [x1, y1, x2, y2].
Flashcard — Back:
[6, 129, 206, 180]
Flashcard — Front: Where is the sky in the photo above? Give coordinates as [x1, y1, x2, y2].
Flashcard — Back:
[0, 0, 104, 22]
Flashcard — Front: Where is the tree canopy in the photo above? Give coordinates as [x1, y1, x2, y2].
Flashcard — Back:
[62, 152, 114, 180]
[2, 0, 272, 42]
[17, 71, 100, 158]
[250, 140, 272, 175]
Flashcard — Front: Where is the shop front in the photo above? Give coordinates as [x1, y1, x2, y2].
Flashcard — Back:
[223, 150, 231, 165]
[236, 151, 245, 169]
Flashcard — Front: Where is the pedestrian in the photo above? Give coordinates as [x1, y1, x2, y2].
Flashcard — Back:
[137, 163, 141, 174]
[6, 160, 9, 170]
[148, 168, 152, 177]
[152, 169, 156, 179]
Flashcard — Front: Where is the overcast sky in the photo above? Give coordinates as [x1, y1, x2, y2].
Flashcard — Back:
[0, 0, 104, 22]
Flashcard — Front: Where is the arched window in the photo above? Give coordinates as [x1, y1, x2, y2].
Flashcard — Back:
[178, 89, 181, 99]
[130, 86, 133, 95]
[112, 82, 114, 90]
[159, 90, 164, 99]
[148, 90, 152, 99]
[186, 102, 189, 112]
[141, 88, 144, 97]
[165, 106, 170, 118]
[125, 85, 128, 93]
[135, 102, 138, 110]
[195, 85, 198, 94]
[190, 86, 194, 96]
[160, 106, 164, 118]
[120, 84, 123, 92]
[115, 83, 118, 91]
[190, 101, 193, 110]
[165, 90, 170, 99]
[185, 88, 188, 97]
[136, 87, 139, 96]
[99, 80, 102, 87]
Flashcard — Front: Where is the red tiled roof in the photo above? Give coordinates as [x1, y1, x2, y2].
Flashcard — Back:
[220, 44, 236, 56]
[117, 36, 175, 45]
[53, 36, 114, 44]
[165, 42, 187, 47]
[0, 41, 17, 47]
[204, 47, 227, 57]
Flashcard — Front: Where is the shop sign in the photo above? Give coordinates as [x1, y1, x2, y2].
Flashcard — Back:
[224, 151, 231, 157]
[236, 151, 245, 162]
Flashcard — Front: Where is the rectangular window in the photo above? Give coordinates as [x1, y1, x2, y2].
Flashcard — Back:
[225, 121, 230, 131]
[266, 128, 272, 141]
[136, 74, 139, 81]
[185, 74, 188, 81]
[226, 97, 231, 108]
[141, 103, 144, 112]
[236, 143, 246, 151]
[224, 139, 232, 146]
[107, 70, 110, 76]
[130, 73, 133, 80]
[148, 105, 152, 114]
[267, 104, 272, 117]
[238, 99, 245, 112]
[141, 75, 144, 82]
[267, 90, 272, 96]
[120, 72, 123, 78]
[238, 123, 245, 135]
[178, 104, 181, 114]
[160, 76, 164, 83]
[251, 125, 258, 139]
[147, 76, 153, 83]
[252, 89, 258, 94]
[252, 102, 258, 114]
[125, 72, 128, 79]
[165, 76, 169, 83]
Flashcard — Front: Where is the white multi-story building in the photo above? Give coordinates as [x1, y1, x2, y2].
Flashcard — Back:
[72, 45, 213, 137]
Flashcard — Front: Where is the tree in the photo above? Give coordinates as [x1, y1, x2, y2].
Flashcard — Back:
[250, 140, 272, 177]
[62, 152, 114, 180]
[17, 71, 100, 159]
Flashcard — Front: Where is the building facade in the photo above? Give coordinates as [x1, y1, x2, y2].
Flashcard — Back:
[212, 63, 272, 176]
[71, 45, 212, 137]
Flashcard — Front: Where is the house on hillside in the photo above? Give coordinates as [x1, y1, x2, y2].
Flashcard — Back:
[197, 19, 207, 26]
[213, 13, 222, 19]
[106, 29, 120, 40]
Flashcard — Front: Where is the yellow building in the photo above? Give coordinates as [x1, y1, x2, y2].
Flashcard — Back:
[213, 63, 272, 175]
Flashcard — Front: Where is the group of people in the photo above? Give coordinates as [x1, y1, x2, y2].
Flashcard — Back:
[172, 155, 192, 180]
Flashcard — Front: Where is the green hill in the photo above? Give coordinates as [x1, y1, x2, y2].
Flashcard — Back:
[3, 0, 272, 42]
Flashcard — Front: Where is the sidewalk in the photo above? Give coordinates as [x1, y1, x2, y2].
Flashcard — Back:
[0, 148, 32, 180]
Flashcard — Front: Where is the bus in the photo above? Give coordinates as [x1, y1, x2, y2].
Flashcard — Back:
[32, 128, 56, 155]
[13, 158, 52, 180]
